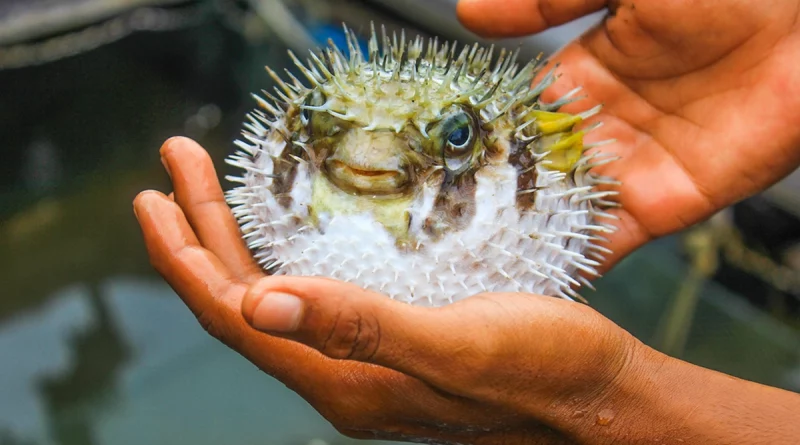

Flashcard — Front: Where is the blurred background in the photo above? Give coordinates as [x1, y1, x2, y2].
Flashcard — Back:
[0, 1, 798, 444]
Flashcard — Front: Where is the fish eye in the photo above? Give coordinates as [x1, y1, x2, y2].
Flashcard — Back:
[429, 107, 477, 174]
[446, 123, 472, 152]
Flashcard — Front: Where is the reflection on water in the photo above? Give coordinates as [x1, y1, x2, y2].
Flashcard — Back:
[0, 278, 368, 445]
[0, 285, 95, 444]
[1, 2, 798, 444]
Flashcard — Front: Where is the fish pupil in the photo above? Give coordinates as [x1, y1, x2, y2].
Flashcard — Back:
[448, 125, 470, 147]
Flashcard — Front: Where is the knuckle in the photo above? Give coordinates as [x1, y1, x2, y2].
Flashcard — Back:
[195, 309, 224, 339]
[149, 243, 192, 276]
[195, 309, 220, 337]
[194, 307, 241, 349]
[182, 280, 244, 348]
[537, 0, 556, 27]
[319, 306, 381, 362]
[146, 246, 170, 274]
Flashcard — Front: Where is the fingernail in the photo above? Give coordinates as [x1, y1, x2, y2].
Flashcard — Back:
[250, 292, 304, 333]
[160, 155, 172, 178]
[132, 191, 152, 221]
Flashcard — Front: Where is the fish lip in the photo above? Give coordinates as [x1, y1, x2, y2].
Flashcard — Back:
[324, 159, 409, 195]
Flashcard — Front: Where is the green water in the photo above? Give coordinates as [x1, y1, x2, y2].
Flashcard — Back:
[1, 6, 798, 445]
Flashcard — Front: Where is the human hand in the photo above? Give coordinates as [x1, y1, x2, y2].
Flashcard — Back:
[457, 0, 800, 270]
[134, 138, 800, 444]
[134, 137, 648, 444]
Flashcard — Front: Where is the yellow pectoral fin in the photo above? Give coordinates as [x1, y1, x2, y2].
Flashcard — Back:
[528, 110, 584, 135]
[535, 130, 585, 173]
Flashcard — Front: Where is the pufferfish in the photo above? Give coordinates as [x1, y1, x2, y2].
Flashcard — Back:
[224, 24, 620, 306]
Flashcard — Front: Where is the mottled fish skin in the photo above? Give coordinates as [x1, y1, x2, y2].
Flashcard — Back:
[224, 23, 620, 305]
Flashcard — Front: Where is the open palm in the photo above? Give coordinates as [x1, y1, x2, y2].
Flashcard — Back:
[459, 0, 800, 269]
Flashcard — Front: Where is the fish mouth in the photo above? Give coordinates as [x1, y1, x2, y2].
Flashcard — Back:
[325, 160, 409, 195]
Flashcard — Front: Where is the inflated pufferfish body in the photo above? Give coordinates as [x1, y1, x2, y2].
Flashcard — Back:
[225, 25, 619, 306]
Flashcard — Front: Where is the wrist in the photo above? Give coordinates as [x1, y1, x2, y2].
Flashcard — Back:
[541, 337, 800, 445]
[538, 336, 693, 444]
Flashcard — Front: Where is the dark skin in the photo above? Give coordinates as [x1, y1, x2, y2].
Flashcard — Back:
[133, 1, 800, 443]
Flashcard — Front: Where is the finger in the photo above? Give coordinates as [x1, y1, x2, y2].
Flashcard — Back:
[239, 276, 561, 396]
[529, 36, 673, 273]
[456, 0, 607, 38]
[133, 190, 337, 385]
[134, 189, 243, 315]
[160, 136, 263, 283]
[240, 276, 464, 391]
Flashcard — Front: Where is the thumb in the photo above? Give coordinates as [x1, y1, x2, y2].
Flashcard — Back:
[456, 0, 607, 38]
[241, 276, 508, 392]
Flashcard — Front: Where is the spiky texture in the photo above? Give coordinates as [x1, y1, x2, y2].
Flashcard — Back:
[224, 24, 620, 305]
